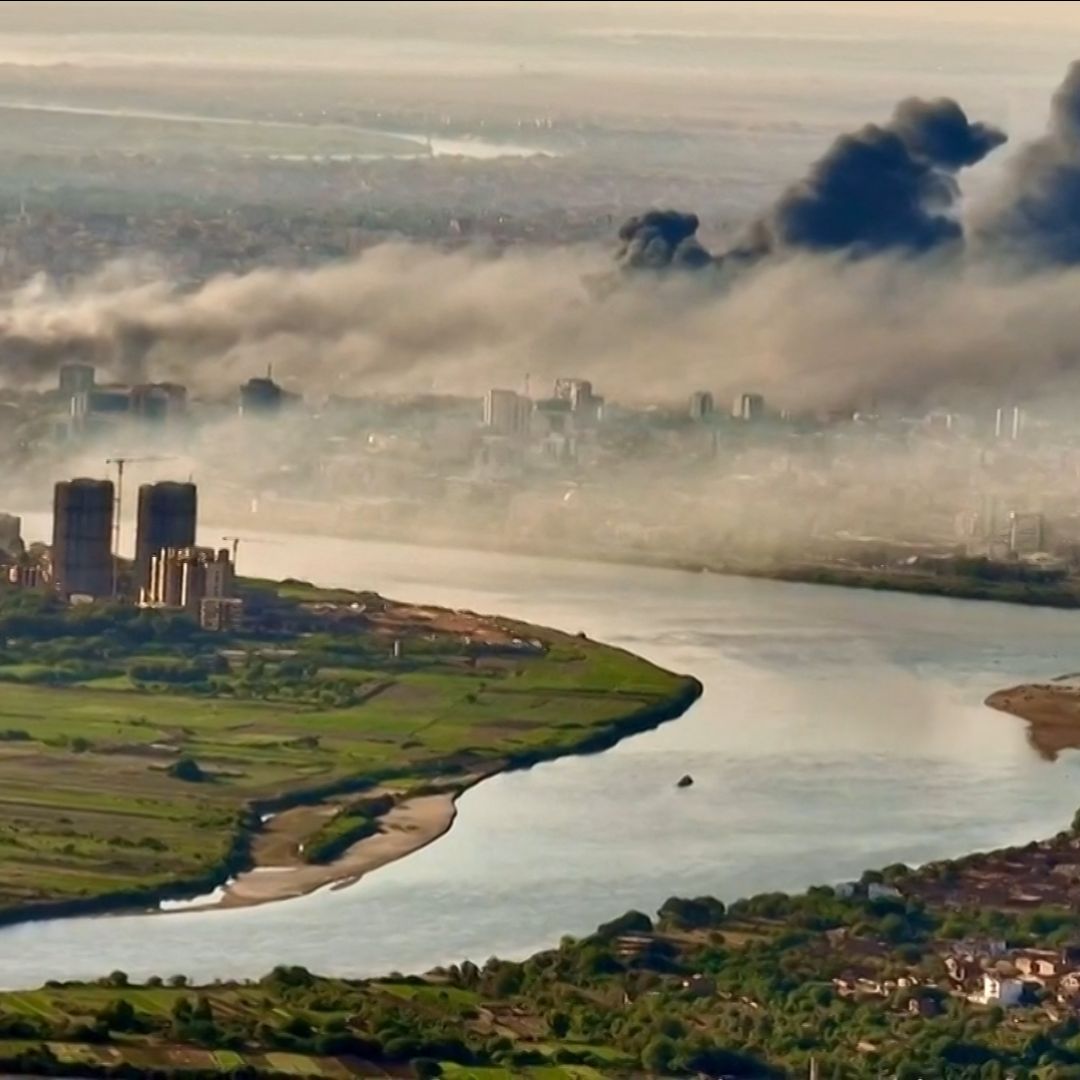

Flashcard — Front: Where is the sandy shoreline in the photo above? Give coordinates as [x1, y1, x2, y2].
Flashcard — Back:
[175, 788, 467, 913]
[986, 682, 1080, 760]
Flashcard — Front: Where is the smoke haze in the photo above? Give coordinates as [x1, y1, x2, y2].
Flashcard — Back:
[3, 63, 1080, 415]
[978, 60, 1080, 264]
[4, 241, 1080, 413]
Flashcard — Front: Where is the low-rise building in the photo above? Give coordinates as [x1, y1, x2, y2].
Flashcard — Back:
[973, 973, 1024, 1007]
[199, 597, 245, 633]
[867, 882, 902, 902]
[1015, 950, 1062, 980]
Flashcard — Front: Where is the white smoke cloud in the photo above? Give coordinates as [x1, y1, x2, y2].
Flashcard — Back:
[4, 240, 1080, 413]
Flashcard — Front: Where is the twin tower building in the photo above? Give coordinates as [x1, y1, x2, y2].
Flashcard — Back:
[51, 479, 238, 626]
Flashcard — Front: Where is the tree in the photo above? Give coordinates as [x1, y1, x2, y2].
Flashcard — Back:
[879, 913, 911, 944]
[595, 909, 653, 939]
[264, 964, 315, 988]
[283, 1014, 313, 1039]
[641, 1035, 677, 1074]
[657, 896, 726, 930]
[414, 1061, 443, 1079]
[168, 757, 206, 783]
[490, 965, 522, 997]
[549, 1010, 571, 1039]
[98, 998, 138, 1032]
[680, 1045, 777, 1077]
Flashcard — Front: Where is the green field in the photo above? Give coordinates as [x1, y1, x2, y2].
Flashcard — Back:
[0, 973, 633, 1078]
[0, 578, 693, 916]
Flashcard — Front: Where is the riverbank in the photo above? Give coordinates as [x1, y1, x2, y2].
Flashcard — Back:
[0, 673, 702, 928]
[986, 679, 1080, 759]
[7, 798, 1080, 1079]
[206, 509, 1080, 612]
[180, 668, 703, 913]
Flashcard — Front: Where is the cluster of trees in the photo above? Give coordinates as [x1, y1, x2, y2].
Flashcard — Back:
[0, 586, 490, 709]
[418, 876, 1080, 1077]
[215, 657, 363, 708]
[0, 589, 381, 706]
[0, 593, 207, 648]
[12, 901, 1080, 1080]
[129, 657, 227, 687]
[303, 795, 393, 864]
[776, 565, 1080, 609]
[0, 592, 223, 688]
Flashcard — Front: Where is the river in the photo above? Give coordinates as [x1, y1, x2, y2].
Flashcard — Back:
[1, 529, 1079, 988]
[0, 100, 554, 160]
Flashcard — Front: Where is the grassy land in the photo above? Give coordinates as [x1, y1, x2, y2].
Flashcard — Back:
[0, 972, 633, 1079]
[0, 578, 697, 920]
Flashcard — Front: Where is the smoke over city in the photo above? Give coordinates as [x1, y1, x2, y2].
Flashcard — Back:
[3, 63, 1080, 414]
[740, 97, 1006, 257]
[615, 210, 713, 271]
[977, 60, 1080, 264]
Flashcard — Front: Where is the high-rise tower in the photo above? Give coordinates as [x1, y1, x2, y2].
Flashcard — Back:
[52, 479, 114, 598]
[134, 482, 197, 597]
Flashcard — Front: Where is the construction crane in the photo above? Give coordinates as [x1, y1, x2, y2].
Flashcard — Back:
[105, 454, 176, 596]
[221, 535, 282, 572]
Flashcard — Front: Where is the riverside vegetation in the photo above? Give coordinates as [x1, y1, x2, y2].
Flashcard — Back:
[8, 816, 1080, 1078]
[0, 578, 697, 921]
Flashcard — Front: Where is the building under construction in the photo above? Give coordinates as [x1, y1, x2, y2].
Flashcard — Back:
[0, 513, 23, 558]
[58, 362, 95, 400]
[52, 479, 114, 599]
[143, 546, 237, 628]
[135, 482, 197, 597]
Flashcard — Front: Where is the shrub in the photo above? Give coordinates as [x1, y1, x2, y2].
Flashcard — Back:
[167, 757, 206, 783]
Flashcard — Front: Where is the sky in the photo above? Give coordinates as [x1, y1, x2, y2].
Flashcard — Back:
[0, 1, 1078, 33]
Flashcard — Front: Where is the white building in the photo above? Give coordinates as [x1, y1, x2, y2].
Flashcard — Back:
[973, 973, 1024, 1007]
[1008, 511, 1045, 555]
[733, 392, 765, 422]
[483, 389, 532, 436]
[867, 882, 902, 902]
[553, 378, 603, 424]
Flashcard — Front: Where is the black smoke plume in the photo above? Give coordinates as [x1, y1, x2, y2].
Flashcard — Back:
[616, 99, 1004, 275]
[616, 210, 714, 271]
[981, 61, 1080, 264]
[746, 97, 1006, 257]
